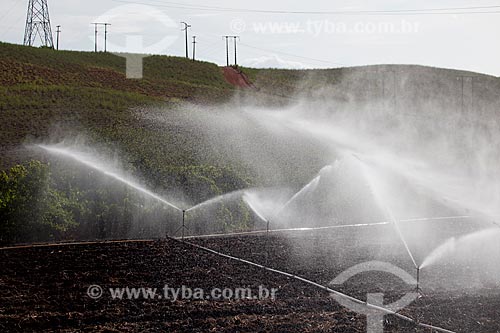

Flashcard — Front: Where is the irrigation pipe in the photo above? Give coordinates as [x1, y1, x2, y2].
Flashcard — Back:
[183, 215, 477, 240]
[0, 215, 476, 250]
[0, 215, 478, 251]
[0, 239, 154, 251]
[172, 237, 455, 333]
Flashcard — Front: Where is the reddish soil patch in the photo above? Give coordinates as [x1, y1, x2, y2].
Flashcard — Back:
[222, 67, 255, 89]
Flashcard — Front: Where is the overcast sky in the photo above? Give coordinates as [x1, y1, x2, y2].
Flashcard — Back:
[2, 0, 500, 76]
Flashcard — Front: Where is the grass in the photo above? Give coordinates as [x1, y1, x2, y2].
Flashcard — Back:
[0, 42, 259, 210]
[0, 42, 231, 90]
[2, 42, 500, 206]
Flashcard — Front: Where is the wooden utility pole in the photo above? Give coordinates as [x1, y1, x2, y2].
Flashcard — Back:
[91, 23, 110, 52]
[192, 36, 197, 61]
[223, 35, 239, 66]
[55, 25, 61, 50]
[233, 36, 239, 66]
[223, 36, 230, 66]
[92, 23, 98, 52]
[181, 22, 191, 58]
[103, 23, 111, 52]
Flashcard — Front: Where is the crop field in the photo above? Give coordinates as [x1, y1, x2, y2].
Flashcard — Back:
[1, 223, 499, 332]
[2, 41, 500, 333]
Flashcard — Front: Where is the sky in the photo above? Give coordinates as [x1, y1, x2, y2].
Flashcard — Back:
[1, 0, 500, 76]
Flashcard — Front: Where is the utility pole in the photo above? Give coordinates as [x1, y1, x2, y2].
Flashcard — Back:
[55, 25, 61, 50]
[103, 23, 111, 52]
[24, 0, 54, 48]
[91, 23, 111, 52]
[192, 36, 197, 61]
[181, 22, 191, 59]
[233, 36, 240, 66]
[92, 23, 98, 52]
[223, 36, 230, 66]
[223, 35, 239, 66]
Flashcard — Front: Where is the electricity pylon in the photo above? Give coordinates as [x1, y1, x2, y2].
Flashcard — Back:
[23, 0, 54, 48]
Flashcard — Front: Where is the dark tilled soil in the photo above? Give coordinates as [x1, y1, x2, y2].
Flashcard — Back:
[0, 230, 498, 332]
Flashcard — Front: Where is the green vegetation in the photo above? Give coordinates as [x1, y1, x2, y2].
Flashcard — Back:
[0, 43, 256, 244]
[0, 42, 231, 92]
[0, 161, 76, 244]
[0, 42, 238, 171]
[242, 66, 342, 97]
[4, 43, 497, 244]
[0, 159, 255, 245]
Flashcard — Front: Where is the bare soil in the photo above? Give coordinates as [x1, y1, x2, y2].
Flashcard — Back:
[0, 228, 498, 332]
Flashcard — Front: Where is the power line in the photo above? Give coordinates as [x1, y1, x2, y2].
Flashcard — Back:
[201, 33, 346, 67]
[0, 0, 22, 22]
[112, 0, 500, 15]
[196, 42, 221, 58]
[238, 41, 347, 67]
[0, 10, 26, 39]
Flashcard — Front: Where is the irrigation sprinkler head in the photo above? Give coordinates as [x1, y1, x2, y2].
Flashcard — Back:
[416, 267, 422, 294]
[181, 210, 187, 240]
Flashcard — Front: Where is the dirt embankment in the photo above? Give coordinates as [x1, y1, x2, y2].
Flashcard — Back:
[222, 66, 256, 89]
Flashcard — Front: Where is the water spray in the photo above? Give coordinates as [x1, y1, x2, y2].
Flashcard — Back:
[357, 155, 419, 270]
[37, 145, 183, 212]
[274, 175, 321, 219]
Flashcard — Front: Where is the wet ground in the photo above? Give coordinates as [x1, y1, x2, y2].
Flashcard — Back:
[0, 226, 499, 332]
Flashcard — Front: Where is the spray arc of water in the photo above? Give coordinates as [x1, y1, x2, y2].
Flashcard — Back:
[242, 165, 329, 230]
[242, 194, 268, 223]
[419, 237, 456, 269]
[37, 144, 183, 212]
[186, 189, 248, 213]
[420, 227, 500, 270]
[356, 155, 419, 269]
[275, 174, 322, 219]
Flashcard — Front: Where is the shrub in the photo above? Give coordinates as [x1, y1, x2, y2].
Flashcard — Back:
[0, 161, 77, 245]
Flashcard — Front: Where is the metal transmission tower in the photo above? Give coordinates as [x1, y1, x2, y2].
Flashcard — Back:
[23, 0, 54, 48]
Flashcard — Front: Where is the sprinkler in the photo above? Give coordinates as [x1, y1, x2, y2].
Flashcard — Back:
[182, 210, 186, 240]
[265, 220, 270, 265]
[416, 267, 421, 293]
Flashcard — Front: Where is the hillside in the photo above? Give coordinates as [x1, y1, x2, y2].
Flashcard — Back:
[0, 42, 236, 167]
[1, 42, 500, 245]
